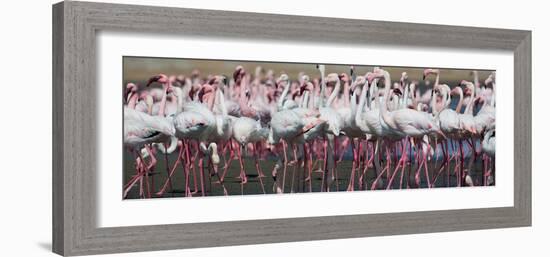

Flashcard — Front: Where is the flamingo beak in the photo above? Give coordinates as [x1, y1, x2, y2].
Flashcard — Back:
[222, 75, 228, 86]
[146, 75, 161, 87]
[125, 90, 132, 103]
[198, 87, 205, 102]
[299, 82, 307, 95]
[125, 87, 132, 98]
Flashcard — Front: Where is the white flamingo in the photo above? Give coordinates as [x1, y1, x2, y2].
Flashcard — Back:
[371, 68, 444, 189]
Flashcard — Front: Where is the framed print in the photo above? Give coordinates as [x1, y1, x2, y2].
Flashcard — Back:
[52, 1, 531, 256]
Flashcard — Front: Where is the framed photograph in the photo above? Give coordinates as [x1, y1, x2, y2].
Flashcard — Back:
[52, 1, 531, 256]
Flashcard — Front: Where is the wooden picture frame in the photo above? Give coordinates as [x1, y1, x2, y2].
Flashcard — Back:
[52, 1, 531, 256]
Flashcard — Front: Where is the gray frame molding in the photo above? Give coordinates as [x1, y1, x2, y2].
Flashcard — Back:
[52, 1, 531, 256]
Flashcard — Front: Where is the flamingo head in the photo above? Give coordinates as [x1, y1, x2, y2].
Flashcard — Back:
[367, 69, 386, 84]
[451, 86, 463, 96]
[301, 74, 310, 84]
[365, 72, 375, 84]
[422, 68, 439, 81]
[392, 88, 403, 97]
[198, 84, 215, 103]
[438, 84, 451, 96]
[400, 72, 408, 86]
[338, 73, 350, 84]
[175, 74, 186, 86]
[146, 74, 169, 87]
[316, 64, 326, 76]
[351, 75, 366, 92]
[233, 65, 245, 84]
[299, 78, 314, 95]
[326, 73, 340, 87]
[460, 80, 475, 96]
[276, 74, 290, 89]
[485, 72, 496, 86]
[297, 72, 306, 84]
[475, 95, 486, 105]
[125, 83, 138, 102]
[165, 85, 174, 96]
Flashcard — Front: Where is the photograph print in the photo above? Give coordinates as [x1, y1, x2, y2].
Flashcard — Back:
[123, 57, 496, 199]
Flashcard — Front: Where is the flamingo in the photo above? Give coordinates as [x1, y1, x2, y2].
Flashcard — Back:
[481, 129, 495, 185]
[268, 74, 325, 193]
[370, 68, 444, 189]
[123, 107, 175, 198]
[232, 116, 269, 193]
[338, 73, 368, 191]
[474, 72, 496, 135]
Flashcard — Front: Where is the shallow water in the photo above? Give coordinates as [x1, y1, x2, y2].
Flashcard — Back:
[123, 141, 494, 199]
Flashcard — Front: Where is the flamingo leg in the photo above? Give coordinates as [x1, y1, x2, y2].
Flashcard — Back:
[347, 139, 357, 191]
[189, 142, 199, 194]
[198, 155, 206, 196]
[326, 134, 336, 192]
[209, 152, 228, 196]
[254, 142, 266, 194]
[282, 141, 290, 193]
[459, 140, 465, 187]
[423, 140, 432, 188]
[141, 147, 156, 198]
[162, 142, 174, 192]
[220, 139, 235, 182]
[370, 139, 382, 190]
[306, 142, 314, 192]
[431, 140, 449, 187]
[237, 145, 248, 195]
[184, 140, 192, 197]
[321, 138, 328, 192]
[123, 150, 148, 199]
[156, 141, 184, 196]
[388, 138, 408, 190]
[414, 139, 423, 188]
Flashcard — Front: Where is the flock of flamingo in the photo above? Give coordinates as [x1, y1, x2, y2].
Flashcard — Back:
[123, 64, 496, 198]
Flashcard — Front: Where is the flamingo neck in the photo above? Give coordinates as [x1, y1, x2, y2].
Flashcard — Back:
[455, 89, 464, 113]
[158, 88, 168, 117]
[473, 71, 480, 88]
[206, 91, 215, 111]
[238, 77, 252, 113]
[401, 83, 409, 109]
[490, 83, 496, 107]
[356, 83, 369, 124]
[380, 74, 396, 129]
[156, 136, 178, 154]
[350, 88, 357, 116]
[343, 80, 350, 107]
[367, 81, 376, 109]
[429, 73, 440, 115]
[278, 80, 291, 108]
[326, 80, 340, 107]
[318, 73, 326, 109]
[176, 89, 183, 113]
[302, 91, 310, 108]
[127, 93, 138, 109]
[465, 95, 476, 115]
